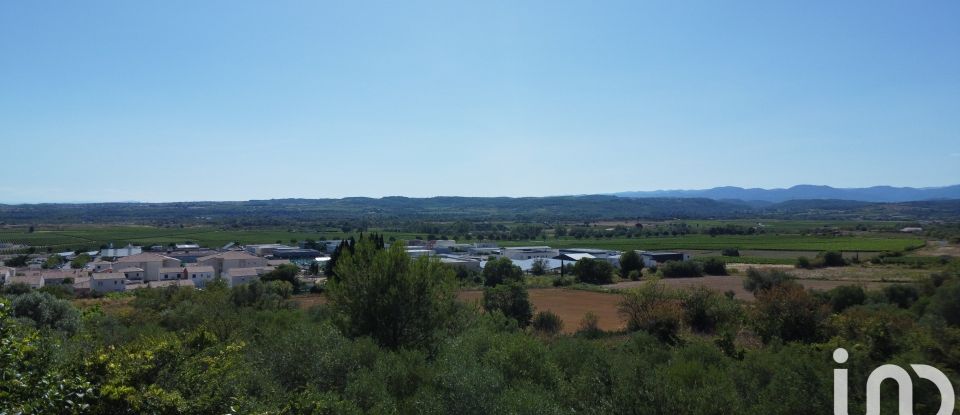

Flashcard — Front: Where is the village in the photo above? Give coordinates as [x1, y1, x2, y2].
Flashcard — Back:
[0, 238, 690, 295]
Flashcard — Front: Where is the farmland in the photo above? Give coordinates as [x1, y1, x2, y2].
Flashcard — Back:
[458, 288, 625, 334]
[0, 226, 418, 253]
[497, 234, 925, 253]
[0, 222, 926, 255]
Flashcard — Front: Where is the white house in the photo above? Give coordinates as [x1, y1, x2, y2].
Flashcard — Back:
[114, 267, 145, 280]
[114, 253, 181, 281]
[222, 267, 267, 287]
[197, 251, 268, 277]
[88, 260, 115, 272]
[159, 265, 216, 288]
[89, 273, 126, 293]
[9, 274, 44, 289]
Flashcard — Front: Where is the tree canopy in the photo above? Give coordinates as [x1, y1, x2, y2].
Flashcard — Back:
[327, 239, 458, 349]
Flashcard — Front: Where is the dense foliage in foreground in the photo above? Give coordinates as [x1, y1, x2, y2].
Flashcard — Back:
[2, 247, 960, 414]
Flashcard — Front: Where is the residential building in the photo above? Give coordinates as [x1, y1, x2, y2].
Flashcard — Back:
[114, 267, 145, 280]
[197, 251, 268, 277]
[9, 274, 44, 289]
[159, 265, 216, 288]
[38, 269, 87, 285]
[222, 267, 267, 287]
[89, 260, 114, 272]
[113, 253, 181, 281]
[163, 248, 218, 264]
[88, 273, 126, 293]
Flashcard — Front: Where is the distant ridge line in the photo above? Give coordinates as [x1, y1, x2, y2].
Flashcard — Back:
[611, 184, 960, 203]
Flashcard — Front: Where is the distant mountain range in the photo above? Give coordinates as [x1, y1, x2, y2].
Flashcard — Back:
[612, 185, 960, 203]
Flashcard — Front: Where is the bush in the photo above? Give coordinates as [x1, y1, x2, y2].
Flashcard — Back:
[826, 285, 866, 313]
[532, 310, 563, 335]
[483, 282, 533, 328]
[482, 257, 523, 287]
[552, 276, 574, 287]
[721, 248, 740, 257]
[529, 258, 547, 276]
[795, 256, 812, 269]
[575, 312, 603, 338]
[818, 251, 847, 267]
[751, 284, 827, 343]
[10, 291, 80, 334]
[681, 286, 741, 334]
[39, 284, 74, 299]
[882, 284, 919, 308]
[927, 279, 960, 327]
[660, 261, 703, 278]
[3, 255, 29, 267]
[743, 268, 794, 293]
[619, 250, 643, 278]
[618, 280, 682, 343]
[328, 240, 458, 349]
[260, 263, 302, 292]
[2, 282, 32, 295]
[701, 258, 728, 276]
[572, 258, 614, 285]
[627, 270, 641, 281]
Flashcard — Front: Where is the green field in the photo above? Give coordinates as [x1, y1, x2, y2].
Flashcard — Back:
[0, 226, 421, 252]
[0, 225, 927, 255]
[497, 234, 925, 252]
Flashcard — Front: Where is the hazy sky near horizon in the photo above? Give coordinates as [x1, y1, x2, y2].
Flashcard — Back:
[1, 1, 958, 203]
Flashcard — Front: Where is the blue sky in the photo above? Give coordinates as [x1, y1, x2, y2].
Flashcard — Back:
[1, 1, 958, 203]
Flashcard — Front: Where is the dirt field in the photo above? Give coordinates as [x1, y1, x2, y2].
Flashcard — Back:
[608, 274, 901, 301]
[291, 293, 328, 309]
[458, 288, 625, 333]
[915, 240, 960, 257]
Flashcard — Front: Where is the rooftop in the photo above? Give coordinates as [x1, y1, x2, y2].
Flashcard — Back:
[115, 252, 178, 263]
[198, 251, 262, 261]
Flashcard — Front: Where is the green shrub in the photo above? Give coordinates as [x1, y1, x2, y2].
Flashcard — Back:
[743, 268, 794, 293]
[721, 248, 740, 257]
[660, 260, 703, 278]
[532, 310, 563, 335]
[482, 257, 523, 287]
[818, 251, 847, 267]
[572, 258, 614, 285]
[10, 291, 80, 334]
[483, 282, 533, 328]
[826, 285, 866, 313]
[701, 258, 728, 276]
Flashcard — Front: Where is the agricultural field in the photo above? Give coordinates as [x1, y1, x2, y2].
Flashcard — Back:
[458, 288, 625, 334]
[595, 219, 909, 233]
[0, 226, 422, 253]
[498, 234, 925, 253]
